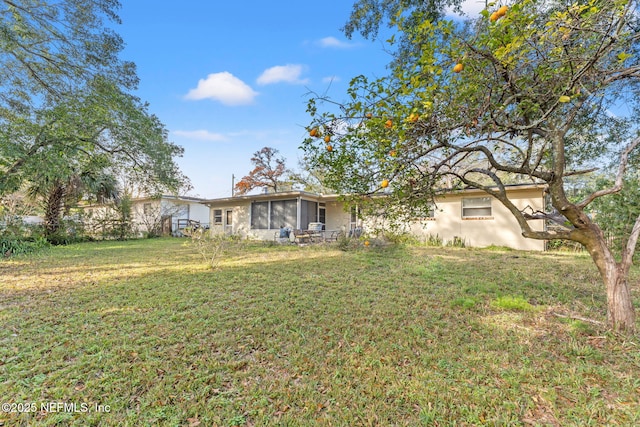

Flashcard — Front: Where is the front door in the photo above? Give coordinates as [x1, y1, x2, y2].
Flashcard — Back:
[224, 209, 233, 234]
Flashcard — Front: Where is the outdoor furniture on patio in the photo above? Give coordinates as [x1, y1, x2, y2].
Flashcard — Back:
[323, 230, 342, 242]
[306, 222, 324, 243]
[293, 229, 311, 244]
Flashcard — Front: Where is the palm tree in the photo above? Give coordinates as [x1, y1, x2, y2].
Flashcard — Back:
[28, 169, 120, 240]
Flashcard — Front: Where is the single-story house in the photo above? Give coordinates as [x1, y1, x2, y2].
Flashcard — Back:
[202, 184, 547, 251]
[81, 194, 210, 237]
[203, 191, 352, 241]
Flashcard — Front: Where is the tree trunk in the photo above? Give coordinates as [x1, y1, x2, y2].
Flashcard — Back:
[546, 172, 637, 334]
[44, 183, 65, 237]
[587, 237, 636, 333]
[603, 261, 636, 333]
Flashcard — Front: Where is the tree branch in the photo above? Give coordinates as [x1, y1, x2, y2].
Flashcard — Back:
[621, 212, 640, 274]
[576, 135, 640, 208]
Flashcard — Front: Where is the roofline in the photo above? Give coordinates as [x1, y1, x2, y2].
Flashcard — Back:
[438, 182, 546, 195]
[79, 194, 208, 208]
[202, 190, 341, 206]
[202, 183, 545, 206]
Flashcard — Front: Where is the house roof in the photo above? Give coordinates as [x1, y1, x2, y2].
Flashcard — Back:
[202, 190, 342, 206]
[80, 194, 208, 208]
[438, 183, 546, 195]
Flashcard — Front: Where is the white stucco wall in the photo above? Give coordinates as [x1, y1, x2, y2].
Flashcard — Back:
[404, 188, 545, 250]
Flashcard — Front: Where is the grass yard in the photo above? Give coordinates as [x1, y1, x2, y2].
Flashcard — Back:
[0, 238, 639, 426]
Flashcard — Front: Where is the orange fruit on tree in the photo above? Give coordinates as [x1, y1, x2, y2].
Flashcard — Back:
[389, 149, 397, 157]
[324, 135, 331, 143]
[384, 119, 393, 128]
[497, 5, 508, 17]
[490, 11, 499, 22]
[326, 144, 333, 152]
[365, 112, 373, 119]
[453, 63, 464, 73]
[309, 128, 318, 137]
[381, 179, 389, 188]
[408, 113, 420, 122]
[364, 240, 370, 247]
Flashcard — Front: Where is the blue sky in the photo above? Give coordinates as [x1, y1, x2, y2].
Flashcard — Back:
[116, 1, 483, 198]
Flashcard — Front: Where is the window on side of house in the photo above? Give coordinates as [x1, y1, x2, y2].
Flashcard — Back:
[462, 197, 492, 218]
[213, 209, 223, 224]
[250, 201, 269, 229]
[143, 203, 153, 216]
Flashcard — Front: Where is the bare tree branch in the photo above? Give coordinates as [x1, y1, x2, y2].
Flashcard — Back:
[576, 135, 640, 208]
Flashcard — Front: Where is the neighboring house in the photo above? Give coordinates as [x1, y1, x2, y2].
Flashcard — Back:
[82, 195, 210, 237]
[202, 184, 547, 251]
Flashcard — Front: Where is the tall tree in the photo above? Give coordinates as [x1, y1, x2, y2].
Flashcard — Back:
[4, 78, 189, 238]
[0, 0, 136, 117]
[304, 0, 640, 332]
[0, 1, 189, 200]
[0, 78, 190, 196]
[234, 147, 288, 195]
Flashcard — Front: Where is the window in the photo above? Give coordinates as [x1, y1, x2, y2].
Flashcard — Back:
[462, 197, 492, 218]
[269, 200, 297, 229]
[143, 203, 153, 215]
[250, 202, 268, 229]
[213, 209, 223, 224]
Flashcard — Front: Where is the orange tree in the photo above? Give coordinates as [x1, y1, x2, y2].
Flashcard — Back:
[302, 0, 640, 332]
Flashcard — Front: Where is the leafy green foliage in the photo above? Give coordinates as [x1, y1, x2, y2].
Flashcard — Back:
[0, 235, 49, 256]
[587, 177, 640, 254]
[0, 2, 190, 207]
[1, 79, 189, 196]
[0, 0, 135, 116]
[342, 0, 466, 40]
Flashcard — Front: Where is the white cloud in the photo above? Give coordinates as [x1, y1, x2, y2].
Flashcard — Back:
[448, 0, 493, 17]
[184, 72, 258, 105]
[172, 130, 228, 142]
[256, 64, 309, 85]
[318, 36, 356, 49]
[322, 75, 341, 84]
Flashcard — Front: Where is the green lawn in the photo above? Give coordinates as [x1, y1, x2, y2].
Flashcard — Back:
[1, 238, 639, 426]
